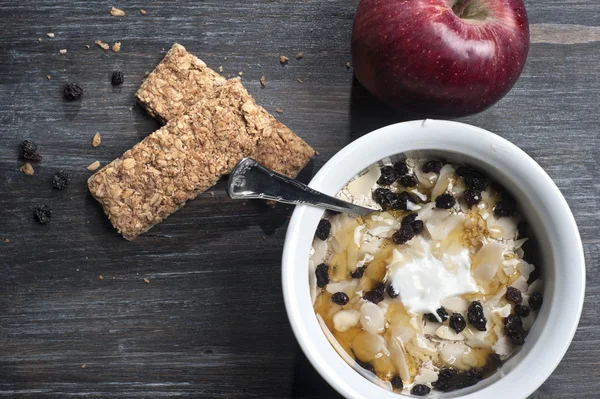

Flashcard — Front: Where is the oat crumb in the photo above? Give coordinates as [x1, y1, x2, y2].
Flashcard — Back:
[279, 55, 289, 65]
[94, 40, 110, 50]
[98, 275, 104, 280]
[59, 49, 67, 54]
[86, 44, 90, 49]
[20, 163, 34, 176]
[275, 107, 283, 114]
[238, 71, 243, 76]
[46, 33, 55, 38]
[144, 278, 150, 284]
[37, 38, 42, 42]
[297, 77, 303, 83]
[144, 71, 150, 77]
[92, 133, 102, 147]
[296, 52, 304, 60]
[112, 42, 121, 52]
[346, 61, 351, 69]
[209, 191, 215, 197]
[47, 75, 51, 80]
[260, 76, 266, 87]
[2, 238, 8, 243]
[87, 160, 100, 171]
[110, 7, 125, 16]
[140, 9, 147, 15]
[81, 364, 86, 369]
[218, 66, 223, 73]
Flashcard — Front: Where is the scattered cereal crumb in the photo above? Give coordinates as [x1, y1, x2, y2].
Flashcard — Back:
[59, 49, 67, 54]
[227, 74, 231, 78]
[46, 33, 55, 38]
[209, 191, 215, 197]
[110, 7, 125, 16]
[296, 52, 304, 60]
[140, 9, 147, 15]
[144, 278, 150, 284]
[92, 133, 101, 147]
[81, 364, 86, 369]
[94, 40, 109, 50]
[128, 106, 133, 111]
[86, 44, 90, 49]
[260, 76, 266, 87]
[2, 238, 8, 243]
[247, 64, 251, 69]
[112, 42, 121, 52]
[238, 71, 243, 76]
[47, 75, 51, 80]
[37, 38, 42, 42]
[87, 160, 100, 171]
[144, 71, 150, 77]
[297, 77, 303, 83]
[315, 150, 320, 156]
[279, 55, 289, 65]
[275, 107, 283, 114]
[218, 66, 223, 73]
[20, 163, 34, 176]
[346, 62, 351, 69]
[98, 275, 104, 280]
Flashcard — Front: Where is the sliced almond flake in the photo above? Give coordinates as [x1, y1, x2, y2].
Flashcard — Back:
[92, 133, 101, 147]
[140, 9, 147, 15]
[46, 33, 55, 38]
[110, 7, 125, 16]
[59, 49, 67, 54]
[20, 163, 34, 175]
[112, 42, 121, 52]
[87, 160, 100, 171]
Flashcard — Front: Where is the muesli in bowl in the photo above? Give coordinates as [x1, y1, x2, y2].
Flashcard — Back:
[309, 158, 543, 396]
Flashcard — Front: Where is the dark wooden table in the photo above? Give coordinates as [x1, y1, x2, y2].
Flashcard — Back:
[1, 1, 598, 398]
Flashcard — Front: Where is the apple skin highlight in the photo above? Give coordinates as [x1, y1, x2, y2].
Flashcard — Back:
[351, 0, 529, 117]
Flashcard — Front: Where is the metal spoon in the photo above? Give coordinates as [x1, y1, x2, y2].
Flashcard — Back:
[226, 158, 377, 216]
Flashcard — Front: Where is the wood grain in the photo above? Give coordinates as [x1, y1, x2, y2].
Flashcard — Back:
[0, 0, 599, 398]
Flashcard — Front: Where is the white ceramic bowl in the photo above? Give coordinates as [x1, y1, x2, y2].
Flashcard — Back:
[282, 120, 585, 399]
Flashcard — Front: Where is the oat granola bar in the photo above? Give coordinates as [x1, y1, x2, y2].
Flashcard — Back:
[136, 43, 314, 178]
[88, 80, 272, 240]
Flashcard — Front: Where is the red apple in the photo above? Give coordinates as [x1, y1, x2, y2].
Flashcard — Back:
[351, 0, 529, 117]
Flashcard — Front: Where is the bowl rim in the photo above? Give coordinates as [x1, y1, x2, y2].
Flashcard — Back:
[281, 119, 585, 399]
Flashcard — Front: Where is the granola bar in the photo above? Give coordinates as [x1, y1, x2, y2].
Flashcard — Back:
[136, 43, 314, 178]
[88, 80, 272, 240]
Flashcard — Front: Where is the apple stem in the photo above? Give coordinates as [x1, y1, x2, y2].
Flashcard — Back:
[453, 0, 474, 18]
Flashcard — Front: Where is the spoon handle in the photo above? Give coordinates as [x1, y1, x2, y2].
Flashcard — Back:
[227, 158, 375, 216]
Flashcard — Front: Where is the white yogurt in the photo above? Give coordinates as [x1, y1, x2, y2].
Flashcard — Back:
[389, 236, 478, 315]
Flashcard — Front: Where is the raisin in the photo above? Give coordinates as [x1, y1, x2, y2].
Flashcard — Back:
[467, 301, 487, 331]
[422, 160, 443, 174]
[373, 282, 385, 293]
[19, 140, 42, 162]
[401, 213, 418, 226]
[331, 292, 349, 305]
[350, 266, 366, 279]
[504, 314, 525, 344]
[356, 359, 375, 374]
[364, 288, 384, 304]
[456, 166, 490, 191]
[387, 283, 399, 298]
[315, 263, 329, 288]
[449, 313, 466, 333]
[390, 375, 403, 390]
[433, 367, 482, 392]
[425, 307, 449, 323]
[412, 220, 424, 235]
[505, 287, 523, 304]
[377, 166, 398, 186]
[34, 205, 52, 225]
[393, 161, 409, 175]
[463, 189, 481, 208]
[494, 199, 516, 217]
[411, 384, 431, 396]
[392, 224, 414, 244]
[514, 304, 530, 318]
[111, 71, 124, 86]
[399, 174, 418, 187]
[435, 193, 455, 209]
[315, 219, 331, 241]
[63, 83, 83, 100]
[373, 188, 399, 211]
[480, 354, 502, 377]
[52, 170, 69, 190]
[529, 293, 543, 311]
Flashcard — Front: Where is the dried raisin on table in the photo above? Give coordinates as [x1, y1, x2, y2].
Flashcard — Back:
[34, 205, 52, 224]
[63, 83, 83, 100]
